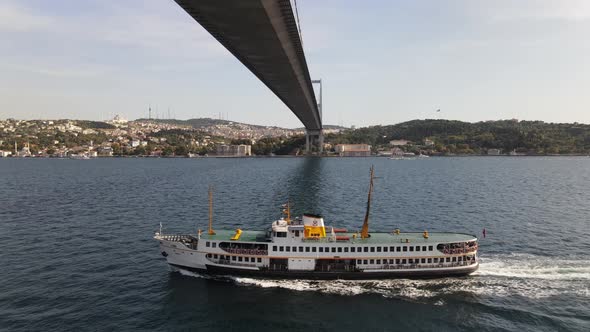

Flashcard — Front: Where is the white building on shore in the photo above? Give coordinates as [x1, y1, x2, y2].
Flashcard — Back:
[335, 144, 371, 157]
[216, 144, 251, 157]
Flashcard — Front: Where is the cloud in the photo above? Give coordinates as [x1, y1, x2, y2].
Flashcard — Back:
[0, 62, 114, 78]
[1, 0, 227, 61]
[0, 0, 233, 84]
[0, 2, 52, 32]
[482, 1, 590, 22]
[91, 3, 227, 60]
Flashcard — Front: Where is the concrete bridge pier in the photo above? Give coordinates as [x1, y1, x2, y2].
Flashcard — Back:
[305, 129, 324, 154]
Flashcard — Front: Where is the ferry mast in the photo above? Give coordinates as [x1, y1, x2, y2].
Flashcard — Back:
[361, 166, 375, 239]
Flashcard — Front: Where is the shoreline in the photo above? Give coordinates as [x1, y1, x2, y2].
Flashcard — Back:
[1, 154, 589, 159]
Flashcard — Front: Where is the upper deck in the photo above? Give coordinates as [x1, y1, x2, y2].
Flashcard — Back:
[199, 229, 477, 244]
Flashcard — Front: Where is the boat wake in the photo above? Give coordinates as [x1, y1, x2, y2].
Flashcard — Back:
[176, 254, 589, 300]
[476, 253, 590, 281]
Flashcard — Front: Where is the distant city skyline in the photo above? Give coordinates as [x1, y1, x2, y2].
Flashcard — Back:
[1, 0, 589, 128]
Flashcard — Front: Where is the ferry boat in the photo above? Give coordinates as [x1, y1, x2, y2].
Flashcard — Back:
[155, 167, 479, 279]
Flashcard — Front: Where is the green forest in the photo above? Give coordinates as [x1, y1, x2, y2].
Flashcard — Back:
[327, 120, 590, 155]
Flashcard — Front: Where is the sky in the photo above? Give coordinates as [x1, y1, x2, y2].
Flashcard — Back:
[0, 0, 589, 128]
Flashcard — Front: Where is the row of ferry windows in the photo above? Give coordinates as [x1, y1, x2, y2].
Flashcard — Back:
[206, 253, 262, 263]
[271, 245, 435, 253]
[358, 256, 466, 265]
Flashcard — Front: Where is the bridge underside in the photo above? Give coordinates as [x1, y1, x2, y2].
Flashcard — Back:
[175, 0, 321, 131]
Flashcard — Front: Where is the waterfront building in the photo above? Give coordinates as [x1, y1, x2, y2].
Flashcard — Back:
[216, 144, 252, 157]
[0, 151, 12, 157]
[389, 139, 411, 146]
[98, 147, 113, 156]
[335, 144, 371, 157]
[17, 142, 32, 157]
[391, 147, 404, 157]
[487, 149, 501, 155]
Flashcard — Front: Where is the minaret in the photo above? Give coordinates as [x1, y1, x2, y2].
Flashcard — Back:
[14, 141, 17, 155]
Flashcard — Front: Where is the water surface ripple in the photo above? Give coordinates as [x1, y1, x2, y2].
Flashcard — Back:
[1, 157, 588, 331]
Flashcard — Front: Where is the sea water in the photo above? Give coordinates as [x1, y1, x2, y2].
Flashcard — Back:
[1, 157, 588, 331]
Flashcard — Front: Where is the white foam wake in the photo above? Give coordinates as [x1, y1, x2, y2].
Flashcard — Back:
[175, 254, 590, 299]
[477, 253, 590, 280]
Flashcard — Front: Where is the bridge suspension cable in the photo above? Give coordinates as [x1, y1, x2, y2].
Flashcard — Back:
[292, 0, 304, 48]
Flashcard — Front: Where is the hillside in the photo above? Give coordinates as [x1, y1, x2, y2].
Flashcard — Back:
[327, 119, 590, 154]
[136, 118, 347, 131]
[136, 118, 286, 130]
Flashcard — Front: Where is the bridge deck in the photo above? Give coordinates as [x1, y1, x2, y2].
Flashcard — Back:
[175, 0, 321, 130]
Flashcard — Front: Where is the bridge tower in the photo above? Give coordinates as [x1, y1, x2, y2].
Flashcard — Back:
[306, 79, 323, 154]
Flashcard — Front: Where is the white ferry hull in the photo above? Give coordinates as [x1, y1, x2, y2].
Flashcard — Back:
[196, 263, 478, 280]
[157, 235, 479, 280]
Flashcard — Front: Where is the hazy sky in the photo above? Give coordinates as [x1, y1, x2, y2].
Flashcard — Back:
[1, 0, 589, 127]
